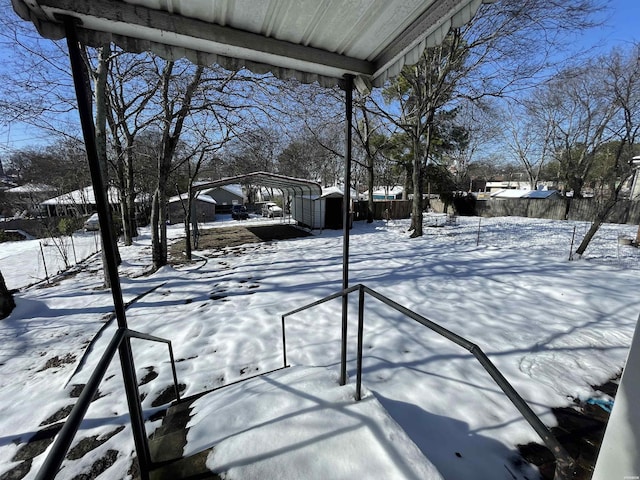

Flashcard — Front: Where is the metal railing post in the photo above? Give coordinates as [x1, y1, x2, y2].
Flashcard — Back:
[166, 342, 181, 403]
[281, 315, 288, 368]
[282, 284, 575, 479]
[356, 285, 365, 401]
[118, 337, 151, 476]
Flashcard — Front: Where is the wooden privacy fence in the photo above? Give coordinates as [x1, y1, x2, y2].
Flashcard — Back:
[354, 197, 640, 225]
[469, 198, 640, 224]
[353, 200, 412, 220]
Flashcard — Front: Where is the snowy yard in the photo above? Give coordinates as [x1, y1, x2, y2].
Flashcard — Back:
[0, 215, 639, 479]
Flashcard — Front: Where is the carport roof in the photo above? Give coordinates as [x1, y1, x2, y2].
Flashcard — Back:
[195, 171, 322, 196]
[11, 0, 486, 88]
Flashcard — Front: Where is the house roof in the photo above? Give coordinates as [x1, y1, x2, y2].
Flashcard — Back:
[168, 191, 217, 205]
[41, 186, 122, 205]
[522, 189, 560, 199]
[321, 186, 358, 199]
[490, 189, 561, 199]
[366, 186, 404, 196]
[5, 183, 57, 194]
[11, 0, 486, 88]
[201, 183, 244, 199]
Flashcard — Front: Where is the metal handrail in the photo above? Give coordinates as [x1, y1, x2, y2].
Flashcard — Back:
[282, 284, 575, 480]
[36, 328, 180, 480]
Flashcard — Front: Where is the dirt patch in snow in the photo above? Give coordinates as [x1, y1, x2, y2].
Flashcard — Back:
[169, 224, 311, 261]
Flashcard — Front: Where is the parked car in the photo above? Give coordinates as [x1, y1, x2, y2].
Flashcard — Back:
[231, 204, 249, 220]
[262, 202, 283, 218]
[83, 213, 100, 231]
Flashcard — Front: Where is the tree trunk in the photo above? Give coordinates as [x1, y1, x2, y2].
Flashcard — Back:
[0, 270, 15, 320]
[151, 191, 163, 269]
[183, 200, 193, 262]
[94, 43, 121, 281]
[366, 160, 375, 223]
[126, 153, 137, 241]
[409, 144, 423, 237]
[574, 198, 617, 256]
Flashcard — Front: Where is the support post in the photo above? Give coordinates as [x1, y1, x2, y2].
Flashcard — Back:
[356, 285, 365, 401]
[63, 18, 151, 479]
[340, 74, 354, 386]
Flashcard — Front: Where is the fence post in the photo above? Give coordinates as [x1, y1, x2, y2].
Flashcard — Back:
[39, 241, 50, 284]
[568, 225, 576, 261]
[476, 217, 482, 246]
[70, 233, 77, 264]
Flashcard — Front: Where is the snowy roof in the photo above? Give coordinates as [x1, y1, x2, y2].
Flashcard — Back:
[365, 186, 404, 196]
[5, 183, 57, 194]
[490, 189, 561, 199]
[168, 192, 217, 205]
[490, 189, 531, 199]
[321, 186, 358, 199]
[41, 186, 122, 205]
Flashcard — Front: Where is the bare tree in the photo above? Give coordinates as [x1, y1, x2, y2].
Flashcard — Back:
[369, 0, 604, 237]
[501, 98, 555, 190]
[574, 44, 640, 256]
[100, 49, 163, 245]
[540, 63, 618, 198]
[175, 112, 235, 260]
[353, 102, 393, 222]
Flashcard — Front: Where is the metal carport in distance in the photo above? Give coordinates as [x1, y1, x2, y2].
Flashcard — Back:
[194, 171, 323, 228]
[11, 1, 491, 479]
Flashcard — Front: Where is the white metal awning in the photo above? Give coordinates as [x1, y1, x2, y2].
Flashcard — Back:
[11, 0, 485, 87]
[195, 171, 323, 197]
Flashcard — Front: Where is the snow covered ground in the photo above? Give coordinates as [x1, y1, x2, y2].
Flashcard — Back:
[0, 230, 101, 290]
[0, 215, 639, 479]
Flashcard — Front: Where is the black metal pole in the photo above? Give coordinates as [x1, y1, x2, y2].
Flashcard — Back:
[63, 17, 151, 479]
[281, 315, 288, 368]
[356, 285, 365, 401]
[340, 74, 354, 386]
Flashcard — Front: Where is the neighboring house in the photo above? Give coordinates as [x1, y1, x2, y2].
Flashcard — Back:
[362, 186, 404, 201]
[484, 181, 531, 193]
[201, 184, 244, 213]
[490, 189, 562, 200]
[41, 186, 123, 216]
[292, 186, 357, 230]
[4, 183, 57, 216]
[167, 192, 216, 225]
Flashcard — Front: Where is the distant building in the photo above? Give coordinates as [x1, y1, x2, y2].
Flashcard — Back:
[484, 181, 531, 192]
[4, 183, 57, 215]
[362, 186, 404, 201]
[167, 192, 216, 225]
[200, 184, 244, 213]
[41, 186, 123, 216]
[489, 189, 562, 200]
[291, 186, 356, 229]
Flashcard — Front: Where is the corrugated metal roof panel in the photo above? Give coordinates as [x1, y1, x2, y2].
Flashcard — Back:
[11, 0, 485, 87]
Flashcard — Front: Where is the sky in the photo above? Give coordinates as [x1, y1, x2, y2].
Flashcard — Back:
[0, 0, 639, 159]
[599, 0, 639, 46]
[0, 214, 639, 478]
